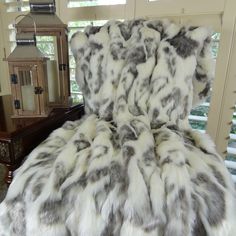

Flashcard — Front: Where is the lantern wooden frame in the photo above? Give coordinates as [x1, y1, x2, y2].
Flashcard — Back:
[8, 59, 51, 118]
[15, 11, 70, 108]
[7, 57, 51, 118]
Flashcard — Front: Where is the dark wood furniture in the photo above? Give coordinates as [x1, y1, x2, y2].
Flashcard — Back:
[0, 95, 84, 185]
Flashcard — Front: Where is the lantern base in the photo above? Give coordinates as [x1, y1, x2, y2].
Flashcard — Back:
[11, 108, 53, 119]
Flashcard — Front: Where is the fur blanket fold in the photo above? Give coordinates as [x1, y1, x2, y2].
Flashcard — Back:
[0, 19, 236, 236]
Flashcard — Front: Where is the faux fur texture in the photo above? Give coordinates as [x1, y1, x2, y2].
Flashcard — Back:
[0, 19, 236, 236]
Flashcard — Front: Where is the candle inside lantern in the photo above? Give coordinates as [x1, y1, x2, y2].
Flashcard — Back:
[47, 60, 59, 103]
[21, 85, 35, 111]
[19, 70, 35, 111]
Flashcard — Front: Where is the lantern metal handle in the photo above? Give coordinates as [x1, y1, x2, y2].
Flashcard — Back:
[14, 14, 37, 35]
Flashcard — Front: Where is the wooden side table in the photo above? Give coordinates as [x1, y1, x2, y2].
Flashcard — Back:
[0, 95, 84, 185]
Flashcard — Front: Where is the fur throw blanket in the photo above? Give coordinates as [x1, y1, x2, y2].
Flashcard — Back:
[0, 19, 236, 236]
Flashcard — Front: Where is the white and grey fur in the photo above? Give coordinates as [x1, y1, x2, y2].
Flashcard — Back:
[0, 19, 235, 236]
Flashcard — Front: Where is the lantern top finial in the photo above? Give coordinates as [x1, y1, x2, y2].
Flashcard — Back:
[29, 0, 56, 14]
[15, 0, 66, 30]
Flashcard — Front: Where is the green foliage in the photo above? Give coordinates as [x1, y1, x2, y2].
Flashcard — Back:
[36, 36, 55, 59]
[189, 120, 206, 130]
[190, 105, 209, 117]
[71, 94, 83, 104]
[69, 56, 76, 69]
[231, 121, 236, 134]
[71, 80, 80, 92]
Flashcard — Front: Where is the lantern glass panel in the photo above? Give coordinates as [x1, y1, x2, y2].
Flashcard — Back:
[19, 69, 35, 111]
[36, 35, 60, 103]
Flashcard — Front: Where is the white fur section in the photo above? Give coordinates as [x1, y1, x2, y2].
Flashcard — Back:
[6, 123, 77, 201]
[77, 191, 106, 236]
[123, 155, 151, 226]
[70, 31, 88, 59]
[0, 202, 11, 235]
[99, 24, 126, 118]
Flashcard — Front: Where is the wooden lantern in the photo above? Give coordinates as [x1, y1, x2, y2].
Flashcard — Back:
[6, 32, 51, 118]
[15, 0, 71, 108]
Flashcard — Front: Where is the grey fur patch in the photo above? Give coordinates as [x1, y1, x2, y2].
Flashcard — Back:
[128, 103, 144, 116]
[123, 145, 135, 157]
[144, 37, 155, 57]
[74, 139, 90, 152]
[90, 41, 103, 51]
[54, 161, 67, 189]
[146, 21, 165, 38]
[7, 196, 26, 236]
[192, 217, 207, 236]
[143, 147, 155, 165]
[128, 46, 146, 64]
[161, 88, 181, 108]
[94, 55, 104, 94]
[195, 71, 207, 82]
[36, 152, 52, 159]
[161, 156, 172, 166]
[87, 26, 101, 35]
[183, 131, 196, 146]
[32, 182, 43, 201]
[22, 158, 54, 174]
[110, 162, 123, 183]
[180, 95, 189, 119]
[120, 124, 138, 145]
[166, 183, 175, 194]
[93, 145, 109, 159]
[151, 120, 166, 130]
[118, 23, 131, 41]
[39, 200, 62, 225]
[209, 165, 226, 188]
[167, 55, 176, 77]
[198, 82, 211, 99]
[101, 221, 114, 236]
[151, 108, 160, 122]
[159, 133, 170, 142]
[196, 173, 226, 226]
[110, 42, 126, 60]
[167, 29, 199, 58]
[200, 37, 211, 57]
[89, 169, 102, 183]
[128, 64, 138, 78]
[110, 132, 120, 150]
